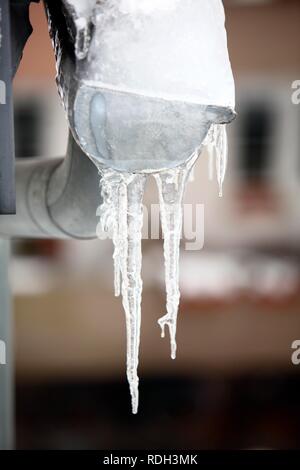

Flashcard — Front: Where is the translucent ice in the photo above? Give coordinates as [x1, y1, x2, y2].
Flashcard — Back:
[96, 150, 201, 411]
[204, 124, 229, 197]
[96, 122, 230, 413]
[98, 169, 146, 414]
[154, 154, 198, 359]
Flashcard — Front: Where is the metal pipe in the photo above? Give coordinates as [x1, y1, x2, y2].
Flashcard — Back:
[0, 134, 100, 239]
[0, 0, 16, 214]
[0, 240, 14, 450]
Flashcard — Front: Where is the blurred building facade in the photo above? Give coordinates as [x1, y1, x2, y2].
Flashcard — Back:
[10, 0, 300, 449]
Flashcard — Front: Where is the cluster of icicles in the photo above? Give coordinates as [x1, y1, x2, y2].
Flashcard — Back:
[97, 123, 228, 414]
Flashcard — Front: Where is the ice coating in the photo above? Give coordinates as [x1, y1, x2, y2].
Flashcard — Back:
[154, 154, 198, 359]
[119, 0, 179, 14]
[61, 1, 95, 60]
[64, 0, 96, 18]
[77, 88, 216, 173]
[98, 168, 146, 414]
[84, 0, 235, 108]
[46, 0, 235, 173]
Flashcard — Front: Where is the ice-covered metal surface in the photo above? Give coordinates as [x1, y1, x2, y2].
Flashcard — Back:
[44, 0, 235, 173]
[75, 87, 234, 172]
[84, 0, 235, 107]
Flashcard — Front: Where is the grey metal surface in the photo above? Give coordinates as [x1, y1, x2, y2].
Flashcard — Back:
[0, 134, 100, 239]
[0, 240, 14, 449]
[0, 0, 16, 214]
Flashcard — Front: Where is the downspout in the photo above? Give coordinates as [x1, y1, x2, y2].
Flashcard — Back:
[0, 134, 100, 239]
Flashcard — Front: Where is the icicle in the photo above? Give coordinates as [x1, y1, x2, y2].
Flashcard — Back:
[188, 164, 195, 183]
[203, 125, 214, 181]
[204, 124, 228, 197]
[154, 154, 197, 360]
[215, 124, 228, 198]
[98, 169, 146, 414]
[97, 169, 123, 297]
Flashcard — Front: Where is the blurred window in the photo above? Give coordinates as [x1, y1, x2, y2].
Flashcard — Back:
[238, 104, 274, 182]
[14, 100, 43, 158]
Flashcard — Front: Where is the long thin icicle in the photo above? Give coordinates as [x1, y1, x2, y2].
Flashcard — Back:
[98, 169, 146, 414]
[154, 154, 197, 360]
[97, 170, 122, 297]
[215, 124, 228, 198]
[204, 123, 228, 197]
